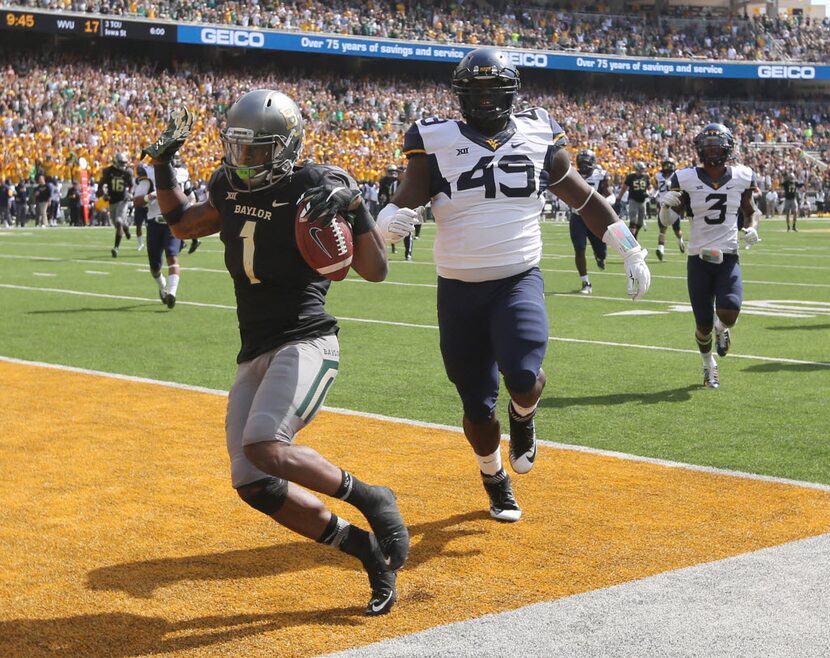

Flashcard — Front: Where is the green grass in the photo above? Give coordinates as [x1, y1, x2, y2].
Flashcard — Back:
[1, 218, 829, 483]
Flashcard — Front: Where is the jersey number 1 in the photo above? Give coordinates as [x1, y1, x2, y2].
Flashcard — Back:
[240, 220, 260, 284]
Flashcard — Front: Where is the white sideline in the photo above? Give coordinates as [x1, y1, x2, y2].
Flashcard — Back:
[2, 354, 828, 493]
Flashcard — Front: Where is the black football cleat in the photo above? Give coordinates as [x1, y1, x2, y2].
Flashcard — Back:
[188, 239, 202, 254]
[361, 486, 409, 571]
[508, 403, 537, 474]
[715, 326, 731, 357]
[363, 535, 397, 616]
[482, 470, 521, 522]
[111, 247, 118, 258]
[166, 294, 176, 309]
[125, 228, 131, 240]
[159, 290, 168, 305]
[595, 257, 605, 270]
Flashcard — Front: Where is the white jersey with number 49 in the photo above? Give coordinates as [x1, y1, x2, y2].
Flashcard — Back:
[403, 108, 567, 282]
[669, 165, 755, 256]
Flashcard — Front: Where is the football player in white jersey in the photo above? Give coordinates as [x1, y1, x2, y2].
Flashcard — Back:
[659, 124, 761, 388]
[653, 158, 685, 261]
[571, 150, 611, 294]
[376, 48, 651, 522]
[133, 153, 192, 308]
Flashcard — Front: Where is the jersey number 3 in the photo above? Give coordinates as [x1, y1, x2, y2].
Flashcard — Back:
[457, 155, 538, 198]
[704, 193, 728, 225]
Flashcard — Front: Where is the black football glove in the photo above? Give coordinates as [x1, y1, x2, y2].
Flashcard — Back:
[141, 107, 193, 163]
[297, 184, 362, 226]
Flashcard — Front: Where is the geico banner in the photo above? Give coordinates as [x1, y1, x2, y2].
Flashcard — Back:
[175, 26, 830, 80]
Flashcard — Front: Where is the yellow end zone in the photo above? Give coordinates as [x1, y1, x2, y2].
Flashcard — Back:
[1, 360, 829, 657]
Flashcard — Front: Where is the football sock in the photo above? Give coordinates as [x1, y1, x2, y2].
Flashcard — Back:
[318, 514, 374, 563]
[167, 273, 180, 296]
[154, 273, 166, 293]
[336, 470, 373, 509]
[476, 448, 502, 476]
[510, 400, 538, 418]
[701, 351, 715, 368]
[580, 275, 590, 284]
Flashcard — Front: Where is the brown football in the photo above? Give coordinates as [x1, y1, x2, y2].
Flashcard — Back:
[295, 206, 353, 281]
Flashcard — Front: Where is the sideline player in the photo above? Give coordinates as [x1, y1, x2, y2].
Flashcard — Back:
[653, 157, 685, 261]
[378, 48, 651, 521]
[659, 123, 760, 388]
[143, 91, 408, 615]
[99, 152, 134, 257]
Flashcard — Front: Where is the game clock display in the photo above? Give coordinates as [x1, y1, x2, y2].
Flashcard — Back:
[2, 9, 175, 42]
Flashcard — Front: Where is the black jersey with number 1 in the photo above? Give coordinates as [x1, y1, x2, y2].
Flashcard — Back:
[208, 163, 364, 363]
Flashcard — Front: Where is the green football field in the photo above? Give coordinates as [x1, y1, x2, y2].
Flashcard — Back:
[1, 217, 828, 484]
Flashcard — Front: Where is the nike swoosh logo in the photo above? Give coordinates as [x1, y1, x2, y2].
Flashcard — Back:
[309, 227, 332, 258]
[526, 443, 537, 463]
[511, 142, 525, 148]
[370, 591, 394, 613]
[272, 201, 290, 208]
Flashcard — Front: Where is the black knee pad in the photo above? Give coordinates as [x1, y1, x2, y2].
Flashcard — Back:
[239, 476, 288, 516]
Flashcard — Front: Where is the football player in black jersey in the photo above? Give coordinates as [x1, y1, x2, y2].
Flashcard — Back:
[99, 152, 134, 257]
[781, 171, 802, 232]
[142, 91, 408, 616]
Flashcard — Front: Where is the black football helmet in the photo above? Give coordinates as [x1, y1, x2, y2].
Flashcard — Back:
[661, 157, 676, 176]
[451, 48, 520, 132]
[694, 123, 734, 167]
[576, 149, 597, 176]
[220, 89, 304, 192]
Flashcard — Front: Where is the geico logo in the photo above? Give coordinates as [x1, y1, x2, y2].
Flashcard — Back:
[757, 65, 816, 79]
[507, 52, 548, 68]
[201, 28, 265, 47]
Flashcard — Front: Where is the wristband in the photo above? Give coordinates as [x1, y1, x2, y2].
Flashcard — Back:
[350, 203, 375, 236]
[163, 204, 185, 225]
[153, 163, 178, 190]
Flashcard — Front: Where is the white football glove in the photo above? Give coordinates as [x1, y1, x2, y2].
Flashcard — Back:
[661, 190, 683, 207]
[658, 204, 679, 227]
[741, 227, 760, 245]
[377, 203, 422, 244]
[602, 220, 652, 301]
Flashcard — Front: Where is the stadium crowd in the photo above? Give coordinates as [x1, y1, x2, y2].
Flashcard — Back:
[3, 0, 830, 62]
[1, 50, 828, 222]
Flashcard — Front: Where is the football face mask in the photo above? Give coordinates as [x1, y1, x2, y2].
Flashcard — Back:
[221, 130, 296, 192]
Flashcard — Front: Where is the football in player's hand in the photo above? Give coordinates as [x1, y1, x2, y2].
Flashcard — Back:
[295, 205, 353, 281]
